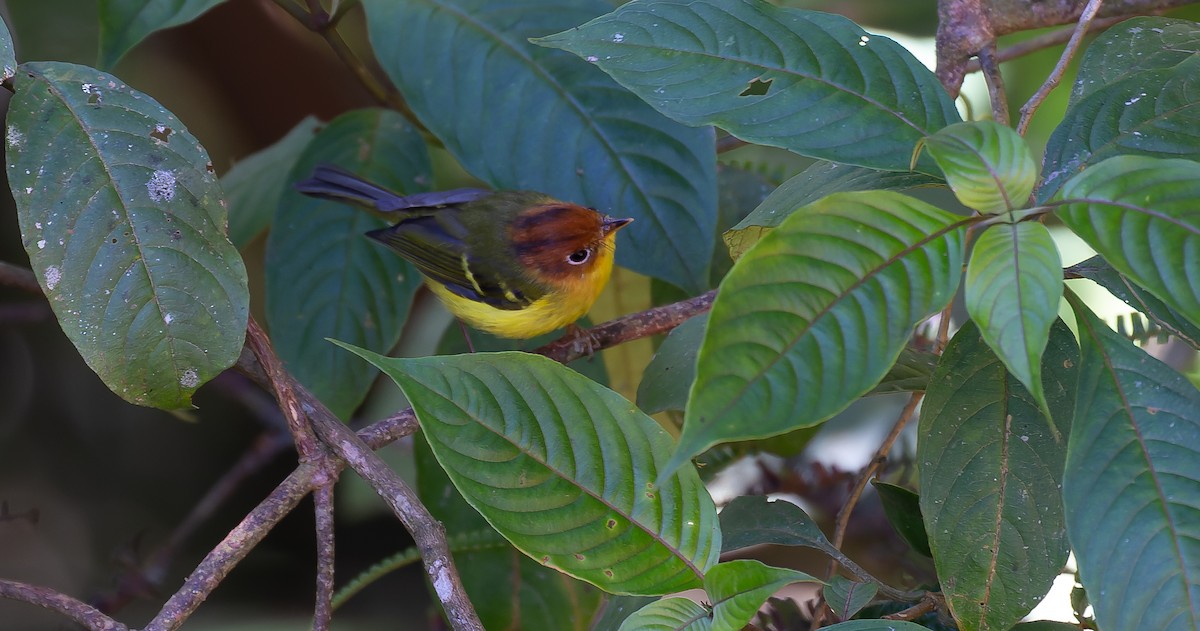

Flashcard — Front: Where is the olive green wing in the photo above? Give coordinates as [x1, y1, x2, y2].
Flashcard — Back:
[365, 212, 544, 310]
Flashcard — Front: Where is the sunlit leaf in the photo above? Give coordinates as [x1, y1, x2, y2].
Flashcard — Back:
[364, 0, 717, 293]
[706, 560, 818, 631]
[919, 320, 1077, 631]
[617, 598, 711, 631]
[536, 0, 961, 173]
[7, 62, 248, 408]
[337, 345, 722, 595]
[1064, 300, 1200, 631]
[921, 121, 1035, 213]
[668, 191, 966, 475]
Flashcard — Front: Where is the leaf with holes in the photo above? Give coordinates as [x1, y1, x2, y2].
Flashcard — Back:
[536, 0, 961, 173]
[1070, 17, 1200, 104]
[666, 190, 966, 476]
[1068, 255, 1200, 350]
[265, 109, 428, 419]
[98, 0, 226, 69]
[1057, 156, 1200, 329]
[618, 598, 711, 631]
[335, 345, 722, 595]
[921, 121, 1035, 213]
[223, 115, 320, 248]
[823, 575, 878, 621]
[965, 221, 1063, 433]
[918, 320, 1077, 631]
[724, 161, 940, 260]
[6, 62, 248, 409]
[1064, 300, 1200, 631]
[1039, 57, 1200, 200]
[363, 0, 716, 293]
[706, 560, 819, 631]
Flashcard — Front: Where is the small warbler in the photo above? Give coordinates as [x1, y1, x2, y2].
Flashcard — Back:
[295, 166, 632, 339]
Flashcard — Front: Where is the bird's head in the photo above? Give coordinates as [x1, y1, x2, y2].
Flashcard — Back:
[509, 203, 633, 282]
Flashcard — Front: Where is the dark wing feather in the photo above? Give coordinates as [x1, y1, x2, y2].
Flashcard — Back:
[296, 165, 489, 212]
[366, 213, 544, 310]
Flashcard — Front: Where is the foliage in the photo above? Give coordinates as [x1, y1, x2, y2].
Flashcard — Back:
[3, 1, 1200, 630]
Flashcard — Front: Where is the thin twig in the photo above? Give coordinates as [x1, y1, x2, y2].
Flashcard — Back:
[976, 43, 1009, 125]
[1017, 0, 1105, 135]
[884, 592, 946, 621]
[313, 484, 337, 631]
[537, 290, 716, 364]
[964, 15, 1127, 73]
[246, 316, 324, 460]
[0, 579, 129, 631]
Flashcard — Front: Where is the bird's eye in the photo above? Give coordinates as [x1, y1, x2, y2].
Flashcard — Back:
[567, 248, 591, 265]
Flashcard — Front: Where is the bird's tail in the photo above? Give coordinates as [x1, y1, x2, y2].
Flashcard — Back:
[294, 165, 406, 211]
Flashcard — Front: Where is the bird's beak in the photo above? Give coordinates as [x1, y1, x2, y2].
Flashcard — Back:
[602, 216, 633, 235]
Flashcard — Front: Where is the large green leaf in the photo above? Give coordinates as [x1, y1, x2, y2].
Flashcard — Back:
[918, 320, 1077, 631]
[1070, 17, 1200, 104]
[536, 0, 961, 173]
[6, 62, 248, 408]
[415, 437, 602, 629]
[965, 221, 1063, 431]
[724, 161, 940, 260]
[921, 121, 1035, 213]
[705, 560, 818, 631]
[617, 598, 711, 631]
[222, 116, 320, 248]
[98, 0, 225, 69]
[363, 0, 717, 294]
[265, 109, 427, 419]
[1039, 56, 1200, 200]
[1068, 255, 1200, 350]
[1057, 155, 1200, 330]
[337, 346, 722, 596]
[669, 190, 966, 474]
[1065, 301, 1200, 631]
[718, 495, 838, 556]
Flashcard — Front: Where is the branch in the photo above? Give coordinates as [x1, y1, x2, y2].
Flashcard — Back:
[963, 15, 1127, 72]
[537, 290, 716, 364]
[976, 43, 1009, 125]
[1017, 0, 1104, 135]
[0, 579, 129, 631]
[313, 485, 336, 631]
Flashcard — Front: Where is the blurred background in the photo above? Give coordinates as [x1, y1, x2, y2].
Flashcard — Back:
[0, 1, 1196, 629]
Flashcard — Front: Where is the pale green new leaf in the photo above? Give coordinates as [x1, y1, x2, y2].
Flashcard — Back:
[706, 560, 818, 631]
[1065, 300, 1200, 631]
[965, 221, 1063, 432]
[919, 320, 1076, 631]
[98, 0, 225, 69]
[336, 346, 722, 596]
[617, 598, 711, 631]
[535, 0, 961, 174]
[668, 191, 966, 475]
[6, 62, 248, 408]
[1057, 155, 1200, 329]
[922, 121, 1036, 213]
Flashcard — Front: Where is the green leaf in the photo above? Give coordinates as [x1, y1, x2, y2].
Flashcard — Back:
[617, 598, 711, 631]
[637, 314, 707, 414]
[0, 14, 16, 82]
[363, 0, 717, 294]
[98, 0, 225, 69]
[965, 221, 1063, 433]
[7, 62, 249, 408]
[724, 161, 941, 260]
[535, 0, 961, 173]
[591, 595, 661, 631]
[873, 348, 938, 396]
[918, 320, 1077, 631]
[223, 116, 320, 248]
[265, 109, 428, 419]
[705, 560, 818, 631]
[1067, 255, 1200, 350]
[1070, 17, 1200, 104]
[921, 121, 1035, 213]
[819, 623, 931, 631]
[871, 481, 931, 557]
[669, 190, 966, 475]
[336, 345, 722, 595]
[823, 575, 878, 621]
[718, 495, 838, 556]
[1057, 155, 1200, 329]
[1039, 56, 1200, 201]
[416, 438, 602, 629]
[1064, 300, 1200, 631]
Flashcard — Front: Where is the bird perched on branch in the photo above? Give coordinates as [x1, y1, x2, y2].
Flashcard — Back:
[295, 165, 632, 339]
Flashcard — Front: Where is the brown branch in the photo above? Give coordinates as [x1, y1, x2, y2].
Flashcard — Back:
[884, 591, 947, 621]
[245, 316, 324, 460]
[1018, 0, 1105, 135]
[313, 484, 336, 631]
[0, 579, 129, 631]
[963, 15, 1128, 73]
[537, 290, 716, 364]
[976, 43, 1009, 125]
[0, 260, 41, 293]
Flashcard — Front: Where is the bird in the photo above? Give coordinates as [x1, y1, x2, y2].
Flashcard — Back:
[294, 165, 633, 339]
